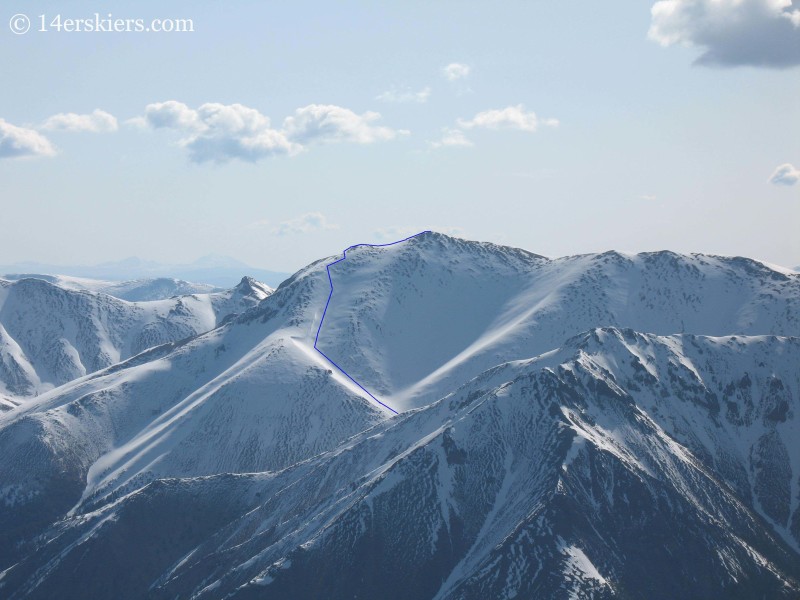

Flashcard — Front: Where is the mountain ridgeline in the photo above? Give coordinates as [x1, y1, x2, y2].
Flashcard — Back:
[0, 276, 272, 402]
[0, 233, 798, 599]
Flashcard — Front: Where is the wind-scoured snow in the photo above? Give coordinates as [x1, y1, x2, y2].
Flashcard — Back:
[315, 236, 799, 410]
[0, 275, 272, 401]
[0, 273, 222, 301]
[0, 233, 798, 600]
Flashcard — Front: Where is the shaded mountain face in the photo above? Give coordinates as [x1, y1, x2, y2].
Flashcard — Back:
[0, 276, 271, 401]
[0, 233, 798, 599]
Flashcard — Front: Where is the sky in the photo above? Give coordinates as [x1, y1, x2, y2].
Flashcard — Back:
[1, 0, 798, 272]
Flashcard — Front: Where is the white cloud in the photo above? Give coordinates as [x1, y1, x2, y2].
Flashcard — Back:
[0, 119, 56, 159]
[374, 226, 464, 240]
[442, 63, 471, 81]
[437, 226, 465, 237]
[769, 163, 800, 185]
[283, 104, 406, 145]
[458, 105, 559, 133]
[143, 101, 299, 163]
[428, 128, 473, 149]
[649, 0, 800, 68]
[640, 194, 658, 201]
[271, 212, 339, 236]
[140, 101, 404, 163]
[124, 116, 148, 129]
[246, 219, 271, 230]
[42, 109, 118, 133]
[374, 226, 422, 240]
[143, 101, 196, 130]
[144, 100, 204, 131]
[376, 87, 431, 104]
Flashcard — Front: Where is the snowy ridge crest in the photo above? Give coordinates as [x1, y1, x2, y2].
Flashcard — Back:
[0, 234, 798, 599]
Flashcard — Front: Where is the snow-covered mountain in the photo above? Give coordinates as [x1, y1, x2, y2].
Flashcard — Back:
[0, 233, 798, 599]
[0, 276, 271, 402]
[314, 237, 798, 410]
[1, 255, 291, 287]
[1, 273, 222, 301]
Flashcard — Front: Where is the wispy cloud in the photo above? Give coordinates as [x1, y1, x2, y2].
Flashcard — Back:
[428, 128, 473, 149]
[769, 163, 800, 186]
[0, 119, 56, 159]
[374, 225, 464, 240]
[442, 63, 471, 81]
[270, 212, 339, 236]
[41, 109, 118, 133]
[246, 219, 272, 230]
[376, 87, 431, 104]
[649, 0, 800, 68]
[458, 105, 559, 133]
[283, 104, 407, 145]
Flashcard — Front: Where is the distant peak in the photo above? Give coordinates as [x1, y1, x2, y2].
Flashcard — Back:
[236, 276, 256, 291]
[234, 276, 271, 297]
[3, 273, 59, 284]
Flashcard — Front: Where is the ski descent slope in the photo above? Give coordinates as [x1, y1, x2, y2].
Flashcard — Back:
[314, 232, 431, 414]
[1, 234, 799, 599]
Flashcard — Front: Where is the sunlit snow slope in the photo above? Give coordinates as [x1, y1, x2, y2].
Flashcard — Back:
[0, 273, 222, 301]
[0, 276, 271, 402]
[315, 234, 799, 410]
[0, 232, 798, 600]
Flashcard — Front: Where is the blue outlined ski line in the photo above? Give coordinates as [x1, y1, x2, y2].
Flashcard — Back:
[314, 231, 431, 415]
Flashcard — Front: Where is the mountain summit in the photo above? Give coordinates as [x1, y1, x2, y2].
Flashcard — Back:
[0, 233, 798, 599]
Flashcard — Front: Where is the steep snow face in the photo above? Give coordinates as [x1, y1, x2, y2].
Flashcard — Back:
[0, 234, 798, 599]
[0, 276, 272, 400]
[0, 273, 222, 301]
[3, 331, 798, 600]
[315, 234, 800, 409]
[0, 265, 385, 556]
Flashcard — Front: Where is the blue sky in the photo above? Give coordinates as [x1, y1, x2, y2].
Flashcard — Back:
[1, 0, 798, 271]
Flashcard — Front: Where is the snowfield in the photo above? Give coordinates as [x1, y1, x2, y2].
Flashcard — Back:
[0, 232, 798, 599]
[0, 276, 271, 401]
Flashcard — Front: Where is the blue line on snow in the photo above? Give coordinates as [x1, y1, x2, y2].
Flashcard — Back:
[314, 231, 432, 415]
